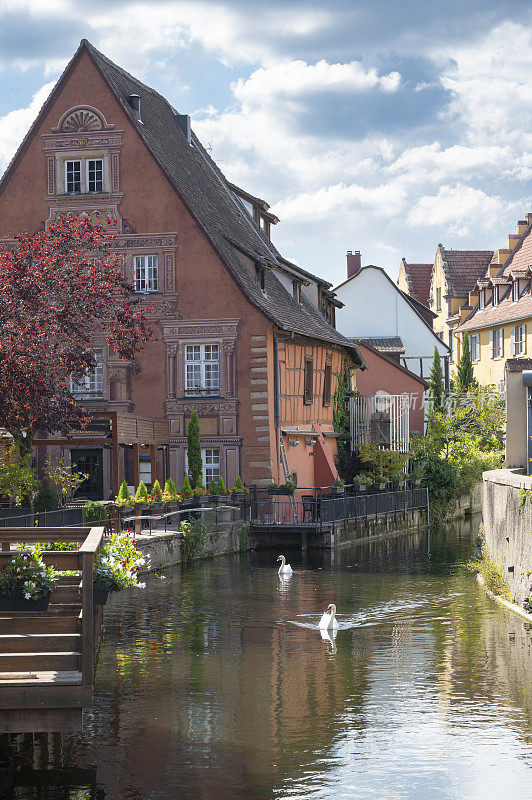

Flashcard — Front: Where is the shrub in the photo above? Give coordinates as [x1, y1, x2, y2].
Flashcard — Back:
[209, 479, 218, 495]
[181, 473, 193, 499]
[187, 410, 202, 488]
[231, 475, 249, 494]
[468, 553, 513, 601]
[193, 475, 208, 497]
[215, 476, 228, 495]
[33, 487, 59, 512]
[180, 519, 207, 562]
[0, 443, 40, 506]
[115, 481, 134, 509]
[85, 501, 108, 524]
[422, 455, 461, 515]
[151, 479, 163, 503]
[164, 478, 179, 500]
[134, 481, 149, 504]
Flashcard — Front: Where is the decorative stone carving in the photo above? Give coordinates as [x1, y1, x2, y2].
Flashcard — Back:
[165, 252, 175, 292]
[122, 218, 137, 234]
[141, 299, 181, 319]
[52, 105, 115, 134]
[163, 319, 240, 339]
[121, 236, 176, 249]
[223, 341, 235, 356]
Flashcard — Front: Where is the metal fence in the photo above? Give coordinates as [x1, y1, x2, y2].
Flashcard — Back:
[350, 394, 410, 452]
[250, 486, 428, 529]
[0, 506, 86, 528]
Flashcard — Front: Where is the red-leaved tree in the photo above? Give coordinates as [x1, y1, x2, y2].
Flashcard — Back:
[0, 217, 153, 446]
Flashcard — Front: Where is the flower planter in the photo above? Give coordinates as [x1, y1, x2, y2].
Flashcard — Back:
[371, 482, 387, 492]
[231, 493, 247, 502]
[209, 495, 221, 504]
[352, 484, 367, 493]
[267, 487, 295, 496]
[0, 590, 51, 612]
[410, 478, 422, 487]
[330, 487, 344, 497]
[93, 583, 110, 606]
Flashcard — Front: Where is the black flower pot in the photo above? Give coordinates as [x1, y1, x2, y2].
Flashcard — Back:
[267, 487, 294, 496]
[0, 590, 51, 612]
[353, 484, 367, 493]
[93, 583, 110, 605]
[231, 493, 246, 502]
[330, 487, 344, 497]
[209, 495, 221, 504]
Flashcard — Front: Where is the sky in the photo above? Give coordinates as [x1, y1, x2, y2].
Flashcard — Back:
[0, 1, 531, 287]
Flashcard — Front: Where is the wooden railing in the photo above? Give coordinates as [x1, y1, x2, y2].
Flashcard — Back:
[0, 526, 104, 733]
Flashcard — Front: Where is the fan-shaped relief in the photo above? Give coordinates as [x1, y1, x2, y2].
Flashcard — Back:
[53, 105, 114, 134]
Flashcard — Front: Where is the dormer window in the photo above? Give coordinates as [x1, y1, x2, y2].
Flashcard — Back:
[493, 286, 499, 307]
[256, 265, 266, 292]
[293, 281, 301, 302]
[513, 280, 519, 302]
[479, 289, 485, 310]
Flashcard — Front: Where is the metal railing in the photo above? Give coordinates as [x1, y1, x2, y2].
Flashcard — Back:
[0, 506, 87, 528]
[250, 485, 428, 529]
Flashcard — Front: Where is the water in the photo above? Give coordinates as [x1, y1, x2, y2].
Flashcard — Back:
[4, 516, 532, 799]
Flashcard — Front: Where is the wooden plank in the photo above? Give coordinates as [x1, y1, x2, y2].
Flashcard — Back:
[0, 652, 81, 672]
[0, 634, 81, 653]
[81, 552, 93, 686]
[0, 681, 89, 707]
[0, 528, 89, 541]
[77, 526, 104, 555]
[0, 707, 83, 733]
[0, 616, 80, 634]
[0, 552, 80, 569]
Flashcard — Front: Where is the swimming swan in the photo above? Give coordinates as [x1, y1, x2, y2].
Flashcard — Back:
[319, 603, 339, 630]
[277, 554, 293, 576]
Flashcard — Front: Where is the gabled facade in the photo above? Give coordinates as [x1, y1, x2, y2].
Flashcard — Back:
[456, 214, 532, 387]
[334, 258, 449, 382]
[0, 40, 365, 497]
[397, 259, 432, 309]
[428, 245, 493, 362]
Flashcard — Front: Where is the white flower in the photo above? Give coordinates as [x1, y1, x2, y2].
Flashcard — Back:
[24, 592, 31, 599]
[137, 582, 146, 589]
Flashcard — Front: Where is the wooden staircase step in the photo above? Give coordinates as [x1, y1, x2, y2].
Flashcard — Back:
[0, 616, 80, 634]
[47, 604, 81, 615]
[0, 634, 81, 653]
[0, 652, 81, 672]
[50, 587, 81, 603]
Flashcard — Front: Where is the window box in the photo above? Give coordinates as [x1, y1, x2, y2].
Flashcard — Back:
[0, 590, 51, 612]
[330, 486, 344, 497]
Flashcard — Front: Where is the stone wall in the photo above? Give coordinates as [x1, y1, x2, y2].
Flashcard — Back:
[482, 469, 532, 605]
[136, 521, 249, 571]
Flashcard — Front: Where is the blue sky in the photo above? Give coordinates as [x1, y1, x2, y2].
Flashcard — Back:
[1, 1, 531, 286]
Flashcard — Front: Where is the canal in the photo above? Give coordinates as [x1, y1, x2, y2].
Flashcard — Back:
[3, 515, 532, 799]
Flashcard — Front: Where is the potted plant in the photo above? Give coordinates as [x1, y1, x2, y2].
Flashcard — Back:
[231, 475, 249, 501]
[150, 479, 164, 510]
[410, 464, 424, 487]
[114, 480, 135, 510]
[193, 476, 209, 506]
[268, 477, 297, 495]
[180, 474, 194, 507]
[208, 478, 221, 504]
[0, 549, 56, 611]
[352, 473, 372, 493]
[134, 480, 150, 509]
[372, 475, 387, 492]
[330, 478, 345, 497]
[93, 531, 148, 605]
[390, 472, 406, 490]
[162, 478, 181, 508]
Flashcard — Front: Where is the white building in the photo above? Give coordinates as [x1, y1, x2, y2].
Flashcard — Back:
[334, 255, 449, 382]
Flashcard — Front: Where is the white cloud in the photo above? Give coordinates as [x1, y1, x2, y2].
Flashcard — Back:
[0, 81, 55, 173]
[407, 184, 518, 236]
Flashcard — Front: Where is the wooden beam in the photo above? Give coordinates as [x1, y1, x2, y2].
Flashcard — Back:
[111, 415, 119, 499]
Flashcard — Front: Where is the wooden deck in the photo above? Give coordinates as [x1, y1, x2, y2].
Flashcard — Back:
[0, 526, 104, 733]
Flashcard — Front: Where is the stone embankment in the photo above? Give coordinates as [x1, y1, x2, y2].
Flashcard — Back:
[482, 469, 532, 605]
[135, 520, 249, 571]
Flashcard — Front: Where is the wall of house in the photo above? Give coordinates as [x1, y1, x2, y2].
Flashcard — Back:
[396, 263, 409, 295]
[275, 339, 343, 487]
[455, 324, 531, 387]
[335, 267, 448, 378]
[355, 345, 426, 435]
[506, 370, 527, 469]
[0, 50, 275, 491]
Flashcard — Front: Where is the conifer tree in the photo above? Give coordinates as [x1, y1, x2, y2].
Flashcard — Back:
[181, 473, 193, 497]
[187, 410, 202, 488]
[455, 331, 477, 393]
[429, 347, 445, 412]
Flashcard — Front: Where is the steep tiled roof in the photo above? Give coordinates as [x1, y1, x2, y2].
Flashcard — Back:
[0, 40, 364, 366]
[441, 248, 494, 297]
[401, 260, 432, 307]
[460, 282, 532, 331]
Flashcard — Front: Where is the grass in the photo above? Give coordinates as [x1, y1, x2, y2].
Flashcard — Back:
[468, 554, 513, 602]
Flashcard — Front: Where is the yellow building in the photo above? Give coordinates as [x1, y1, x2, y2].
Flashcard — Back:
[456, 214, 532, 388]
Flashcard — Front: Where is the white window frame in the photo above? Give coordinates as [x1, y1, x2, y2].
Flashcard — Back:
[185, 448, 221, 486]
[470, 333, 480, 363]
[479, 289, 485, 310]
[185, 343, 220, 396]
[65, 159, 81, 193]
[87, 158, 103, 193]
[70, 349, 104, 399]
[513, 280, 519, 302]
[512, 324, 526, 356]
[490, 328, 504, 360]
[134, 255, 159, 293]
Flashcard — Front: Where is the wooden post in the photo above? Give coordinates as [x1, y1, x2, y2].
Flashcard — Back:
[111, 414, 120, 533]
[149, 444, 156, 485]
[81, 552, 94, 687]
[133, 443, 141, 536]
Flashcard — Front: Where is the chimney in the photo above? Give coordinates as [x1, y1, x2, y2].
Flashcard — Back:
[127, 94, 142, 123]
[347, 250, 361, 279]
[175, 113, 192, 144]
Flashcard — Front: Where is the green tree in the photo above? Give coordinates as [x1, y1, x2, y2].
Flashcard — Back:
[455, 331, 477, 392]
[333, 358, 351, 456]
[429, 347, 445, 412]
[187, 410, 203, 488]
[0, 443, 40, 506]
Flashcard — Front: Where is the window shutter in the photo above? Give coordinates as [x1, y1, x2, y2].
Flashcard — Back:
[489, 330, 494, 359]
[304, 357, 314, 405]
[500, 328, 504, 357]
[511, 326, 516, 356]
[524, 325, 527, 355]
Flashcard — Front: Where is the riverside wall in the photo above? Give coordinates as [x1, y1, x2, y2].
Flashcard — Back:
[136, 520, 249, 571]
[482, 469, 532, 605]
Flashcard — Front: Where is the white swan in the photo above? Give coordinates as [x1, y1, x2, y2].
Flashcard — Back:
[319, 603, 339, 630]
[277, 554, 293, 576]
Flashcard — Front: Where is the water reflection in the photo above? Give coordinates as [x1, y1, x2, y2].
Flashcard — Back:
[4, 515, 532, 799]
